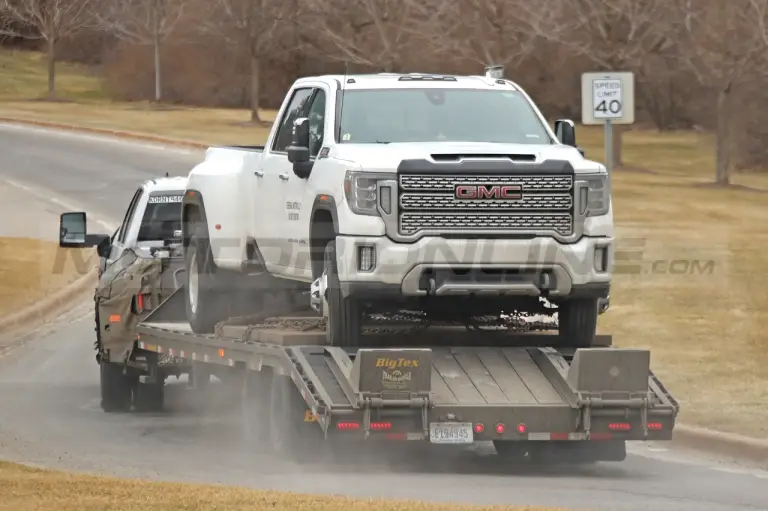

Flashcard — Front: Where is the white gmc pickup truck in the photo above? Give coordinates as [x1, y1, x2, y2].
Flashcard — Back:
[181, 72, 614, 347]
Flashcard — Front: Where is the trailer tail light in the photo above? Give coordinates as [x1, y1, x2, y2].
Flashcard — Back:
[473, 423, 485, 434]
[608, 422, 631, 431]
[516, 423, 527, 434]
[369, 421, 392, 430]
[336, 421, 360, 430]
[495, 423, 505, 434]
[647, 422, 663, 430]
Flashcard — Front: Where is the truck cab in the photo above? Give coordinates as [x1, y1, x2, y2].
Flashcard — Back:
[182, 73, 613, 346]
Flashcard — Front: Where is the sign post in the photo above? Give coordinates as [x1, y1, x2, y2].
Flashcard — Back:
[581, 72, 635, 175]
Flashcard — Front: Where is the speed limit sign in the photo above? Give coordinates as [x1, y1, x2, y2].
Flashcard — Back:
[581, 72, 635, 125]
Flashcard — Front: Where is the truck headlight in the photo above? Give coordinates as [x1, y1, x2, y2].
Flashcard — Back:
[344, 171, 395, 216]
[580, 174, 610, 217]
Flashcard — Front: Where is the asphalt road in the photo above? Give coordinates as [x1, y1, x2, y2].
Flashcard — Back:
[1, 122, 767, 511]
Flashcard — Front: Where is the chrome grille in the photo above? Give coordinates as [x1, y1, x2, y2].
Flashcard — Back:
[399, 174, 572, 192]
[399, 213, 573, 235]
[397, 174, 574, 237]
[400, 193, 572, 210]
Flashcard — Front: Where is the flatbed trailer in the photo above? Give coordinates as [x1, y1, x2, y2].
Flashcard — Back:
[131, 287, 679, 463]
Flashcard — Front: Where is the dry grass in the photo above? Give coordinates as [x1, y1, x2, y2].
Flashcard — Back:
[0, 50, 106, 102]
[0, 238, 94, 318]
[0, 461, 573, 511]
[1, 50, 767, 438]
[597, 173, 768, 437]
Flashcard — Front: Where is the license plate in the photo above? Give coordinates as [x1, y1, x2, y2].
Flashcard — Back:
[429, 422, 473, 444]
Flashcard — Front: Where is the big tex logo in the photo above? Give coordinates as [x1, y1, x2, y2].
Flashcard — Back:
[375, 357, 419, 369]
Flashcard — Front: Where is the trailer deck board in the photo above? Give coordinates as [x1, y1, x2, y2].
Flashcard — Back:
[501, 348, 563, 404]
[475, 349, 540, 405]
[428, 348, 568, 406]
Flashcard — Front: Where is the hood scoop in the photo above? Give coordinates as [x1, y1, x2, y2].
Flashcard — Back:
[430, 153, 537, 163]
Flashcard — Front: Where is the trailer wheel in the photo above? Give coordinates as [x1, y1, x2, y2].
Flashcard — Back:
[133, 381, 164, 412]
[185, 235, 224, 334]
[241, 369, 272, 449]
[100, 362, 132, 413]
[268, 372, 325, 462]
[557, 298, 599, 347]
[323, 240, 363, 347]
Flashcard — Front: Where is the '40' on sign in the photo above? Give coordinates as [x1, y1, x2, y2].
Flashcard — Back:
[592, 78, 623, 119]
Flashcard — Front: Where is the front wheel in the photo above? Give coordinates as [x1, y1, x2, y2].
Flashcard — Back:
[100, 362, 132, 413]
[323, 240, 363, 346]
[185, 235, 225, 334]
[557, 298, 599, 347]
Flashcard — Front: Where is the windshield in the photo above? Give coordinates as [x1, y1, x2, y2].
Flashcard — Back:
[137, 193, 183, 242]
[338, 88, 552, 144]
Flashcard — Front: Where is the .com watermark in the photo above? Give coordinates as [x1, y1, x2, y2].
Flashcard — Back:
[50, 234, 725, 280]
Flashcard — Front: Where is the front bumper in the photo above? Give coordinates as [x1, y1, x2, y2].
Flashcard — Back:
[334, 235, 612, 300]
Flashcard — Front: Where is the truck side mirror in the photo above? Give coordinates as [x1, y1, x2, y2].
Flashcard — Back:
[554, 119, 577, 147]
[59, 211, 112, 257]
[287, 117, 313, 179]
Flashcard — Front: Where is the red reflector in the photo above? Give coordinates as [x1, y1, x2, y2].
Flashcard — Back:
[385, 433, 406, 441]
[516, 423, 527, 434]
[137, 294, 144, 310]
[336, 421, 360, 430]
[495, 423, 505, 434]
[647, 422, 663, 430]
[474, 423, 485, 434]
[550, 433, 570, 441]
[370, 421, 392, 430]
[608, 422, 631, 431]
[590, 432, 613, 441]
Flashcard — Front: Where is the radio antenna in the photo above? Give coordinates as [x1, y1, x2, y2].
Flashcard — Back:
[337, 60, 348, 141]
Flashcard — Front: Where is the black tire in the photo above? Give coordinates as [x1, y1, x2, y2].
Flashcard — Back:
[324, 240, 363, 347]
[185, 234, 225, 334]
[268, 372, 325, 462]
[100, 362, 132, 413]
[558, 298, 599, 347]
[133, 381, 165, 412]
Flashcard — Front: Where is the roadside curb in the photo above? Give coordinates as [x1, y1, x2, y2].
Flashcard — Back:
[673, 424, 768, 465]
[0, 116, 209, 150]
[0, 266, 97, 341]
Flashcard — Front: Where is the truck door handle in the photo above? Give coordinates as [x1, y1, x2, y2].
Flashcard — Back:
[254, 170, 264, 177]
[279, 173, 289, 181]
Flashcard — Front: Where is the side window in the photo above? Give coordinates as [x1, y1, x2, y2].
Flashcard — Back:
[272, 88, 315, 153]
[307, 89, 326, 157]
[118, 188, 143, 244]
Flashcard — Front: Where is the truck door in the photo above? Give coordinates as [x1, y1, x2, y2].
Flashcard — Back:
[283, 86, 328, 281]
[256, 87, 315, 276]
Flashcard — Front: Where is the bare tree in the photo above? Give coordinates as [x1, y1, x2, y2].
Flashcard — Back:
[303, 0, 428, 72]
[0, 0, 93, 99]
[417, 0, 544, 70]
[199, 0, 289, 123]
[676, 0, 768, 185]
[94, 0, 188, 102]
[514, 0, 677, 165]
